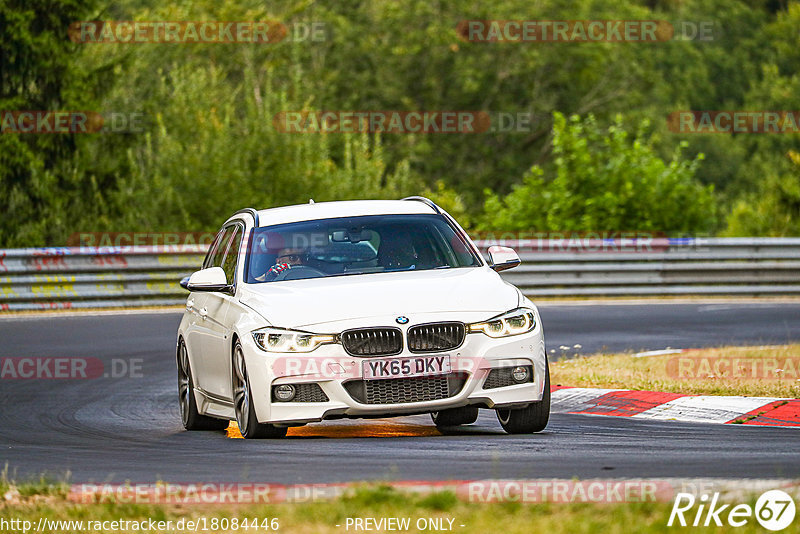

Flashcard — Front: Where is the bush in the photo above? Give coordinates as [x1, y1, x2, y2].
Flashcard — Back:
[724, 150, 800, 236]
[480, 113, 716, 234]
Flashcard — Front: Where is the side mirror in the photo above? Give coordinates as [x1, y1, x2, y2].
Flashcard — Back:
[186, 267, 231, 293]
[179, 276, 191, 290]
[488, 245, 520, 272]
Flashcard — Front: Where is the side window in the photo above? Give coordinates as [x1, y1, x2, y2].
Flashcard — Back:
[210, 227, 234, 268]
[203, 229, 226, 269]
[221, 226, 243, 285]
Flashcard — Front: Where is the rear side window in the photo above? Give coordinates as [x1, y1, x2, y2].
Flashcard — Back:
[203, 229, 227, 269]
[221, 226, 243, 284]
[210, 227, 234, 268]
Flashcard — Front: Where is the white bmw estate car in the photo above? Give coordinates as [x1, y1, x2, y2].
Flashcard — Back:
[177, 197, 549, 438]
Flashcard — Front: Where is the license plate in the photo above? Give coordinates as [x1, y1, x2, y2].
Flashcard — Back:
[362, 355, 451, 380]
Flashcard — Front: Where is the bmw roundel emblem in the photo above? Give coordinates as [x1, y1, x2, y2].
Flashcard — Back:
[396, 316, 409, 325]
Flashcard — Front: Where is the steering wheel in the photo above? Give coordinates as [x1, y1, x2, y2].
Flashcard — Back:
[272, 265, 327, 281]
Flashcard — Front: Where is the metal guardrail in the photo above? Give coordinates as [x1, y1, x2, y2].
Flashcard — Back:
[476, 237, 800, 297]
[1, 238, 799, 311]
[0, 246, 205, 311]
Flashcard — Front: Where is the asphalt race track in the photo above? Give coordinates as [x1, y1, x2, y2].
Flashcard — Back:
[1, 302, 799, 484]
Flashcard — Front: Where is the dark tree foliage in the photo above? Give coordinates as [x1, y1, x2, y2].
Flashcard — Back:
[0, 0, 100, 245]
[0, 0, 797, 245]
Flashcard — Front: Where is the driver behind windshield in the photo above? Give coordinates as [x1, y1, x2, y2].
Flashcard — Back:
[256, 247, 307, 281]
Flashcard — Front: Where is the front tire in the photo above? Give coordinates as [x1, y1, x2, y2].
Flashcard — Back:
[431, 406, 479, 428]
[496, 360, 550, 434]
[177, 340, 228, 431]
[232, 341, 287, 439]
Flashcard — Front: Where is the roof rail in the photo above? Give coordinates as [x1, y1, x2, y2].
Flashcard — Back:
[233, 208, 260, 227]
[402, 196, 441, 214]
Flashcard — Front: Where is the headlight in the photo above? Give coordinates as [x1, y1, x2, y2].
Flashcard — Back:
[467, 308, 537, 338]
[252, 327, 337, 353]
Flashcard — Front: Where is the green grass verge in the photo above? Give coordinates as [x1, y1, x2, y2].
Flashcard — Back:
[551, 344, 800, 397]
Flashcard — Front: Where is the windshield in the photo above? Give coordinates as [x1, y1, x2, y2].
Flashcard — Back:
[245, 214, 481, 284]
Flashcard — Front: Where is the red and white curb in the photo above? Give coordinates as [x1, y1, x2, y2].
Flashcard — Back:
[551, 387, 800, 427]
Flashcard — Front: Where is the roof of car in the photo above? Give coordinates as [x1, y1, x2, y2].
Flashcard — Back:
[228, 199, 439, 228]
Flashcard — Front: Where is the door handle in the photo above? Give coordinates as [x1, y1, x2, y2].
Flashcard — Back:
[199, 307, 208, 319]
[186, 299, 195, 312]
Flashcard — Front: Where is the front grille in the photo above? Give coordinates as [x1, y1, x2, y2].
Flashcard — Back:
[341, 327, 403, 356]
[483, 365, 533, 389]
[407, 322, 465, 352]
[272, 383, 329, 402]
[343, 373, 467, 405]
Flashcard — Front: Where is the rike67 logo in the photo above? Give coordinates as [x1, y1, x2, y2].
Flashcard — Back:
[668, 490, 796, 531]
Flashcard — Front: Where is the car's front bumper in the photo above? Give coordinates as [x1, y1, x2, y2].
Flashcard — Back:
[240, 324, 546, 425]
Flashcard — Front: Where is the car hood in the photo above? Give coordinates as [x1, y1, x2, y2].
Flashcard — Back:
[239, 268, 519, 330]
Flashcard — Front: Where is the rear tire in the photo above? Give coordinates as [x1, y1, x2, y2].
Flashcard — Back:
[496, 359, 550, 434]
[177, 340, 228, 431]
[431, 406, 479, 428]
[232, 341, 287, 439]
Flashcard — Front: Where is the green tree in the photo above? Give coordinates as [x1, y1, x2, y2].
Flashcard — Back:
[0, 0, 102, 246]
[94, 57, 420, 233]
